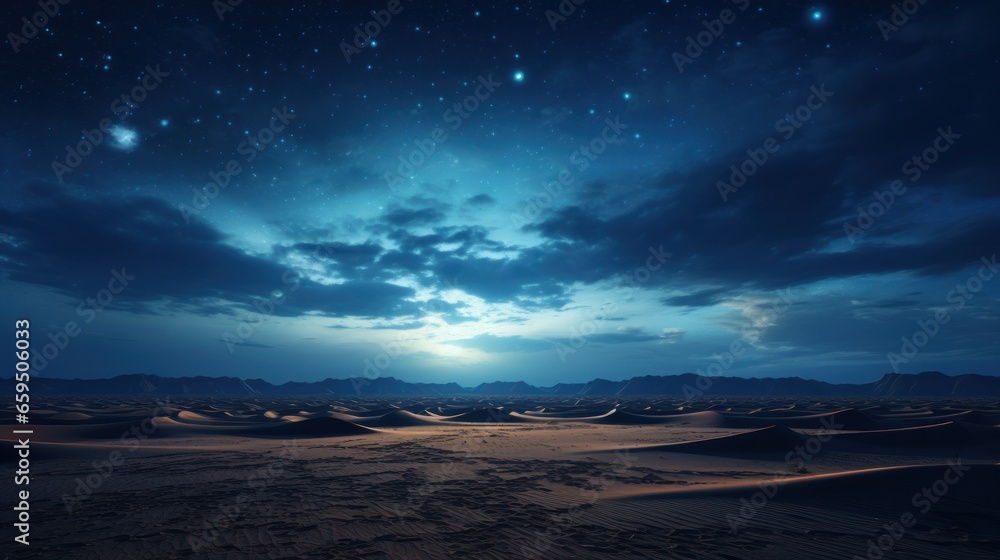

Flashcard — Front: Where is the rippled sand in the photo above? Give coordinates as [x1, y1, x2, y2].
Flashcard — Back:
[2, 396, 999, 559]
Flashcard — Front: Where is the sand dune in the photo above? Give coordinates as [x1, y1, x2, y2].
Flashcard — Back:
[630, 425, 805, 455]
[720, 407, 876, 430]
[2, 395, 999, 559]
[828, 420, 1000, 448]
[357, 410, 442, 427]
[236, 416, 379, 437]
[621, 463, 1000, 500]
[442, 407, 520, 423]
[589, 408, 676, 424]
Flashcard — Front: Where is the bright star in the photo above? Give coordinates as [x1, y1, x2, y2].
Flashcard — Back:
[109, 126, 139, 151]
[513, 71, 524, 82]
[160, 119, 169, 127]
[623, 92, 632, 100]
[812, 11, 822, 20]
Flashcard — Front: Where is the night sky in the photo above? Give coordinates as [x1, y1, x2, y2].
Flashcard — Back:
[2, 1, 998, 386]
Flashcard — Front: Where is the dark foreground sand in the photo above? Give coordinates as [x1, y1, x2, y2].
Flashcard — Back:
[2, 396, 999, 559]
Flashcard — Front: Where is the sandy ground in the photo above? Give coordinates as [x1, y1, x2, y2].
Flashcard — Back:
[1, 396, 998, 559]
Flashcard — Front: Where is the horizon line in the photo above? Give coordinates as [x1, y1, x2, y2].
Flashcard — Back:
[19, 370, 999, 389]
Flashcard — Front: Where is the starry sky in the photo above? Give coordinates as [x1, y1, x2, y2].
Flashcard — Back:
[2, 1, 998, 386]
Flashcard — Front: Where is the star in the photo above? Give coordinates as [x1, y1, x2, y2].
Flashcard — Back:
[109, 126, 139, 151]
[513, 71, 525, 82]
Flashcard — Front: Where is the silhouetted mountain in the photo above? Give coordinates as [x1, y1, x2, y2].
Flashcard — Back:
[473, 381, 545, 395]
[271, 377, 465, 396]
[17, 371, 1000, 397]
[871, 371, 1000, 396]
[587, 374, 867, 397]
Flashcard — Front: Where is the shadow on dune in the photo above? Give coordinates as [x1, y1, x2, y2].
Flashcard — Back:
[630, 425, 806, 456]
[356, 410, 442, 427]
[232, 417, 379, 438]
[828, 421, 1000, 449]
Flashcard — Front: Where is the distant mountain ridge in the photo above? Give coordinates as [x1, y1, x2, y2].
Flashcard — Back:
[16, 371, 1000, 397]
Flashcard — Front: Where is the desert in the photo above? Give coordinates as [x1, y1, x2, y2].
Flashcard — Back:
[3, 393, 998, 559]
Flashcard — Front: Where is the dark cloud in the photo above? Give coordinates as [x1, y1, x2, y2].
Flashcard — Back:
[519, 152, 999, 307]
[217, 339, 276, 349]
[465, 193, 497, 207]
[851, 299, 921, 310]
[576, 331, 659, 345]
[283, 241, 382, 280]
[661, 288, 730, 308]
[557, 327, 683, 347]
[421, 298, 475, 325]
[382, 207, 448, 227]
[445, 334, 552, 354]
[327, 321, 425, 330]
[0, 186, 419, 319]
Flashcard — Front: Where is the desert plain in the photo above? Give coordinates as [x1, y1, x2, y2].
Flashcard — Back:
[2, 396, 999, 559]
